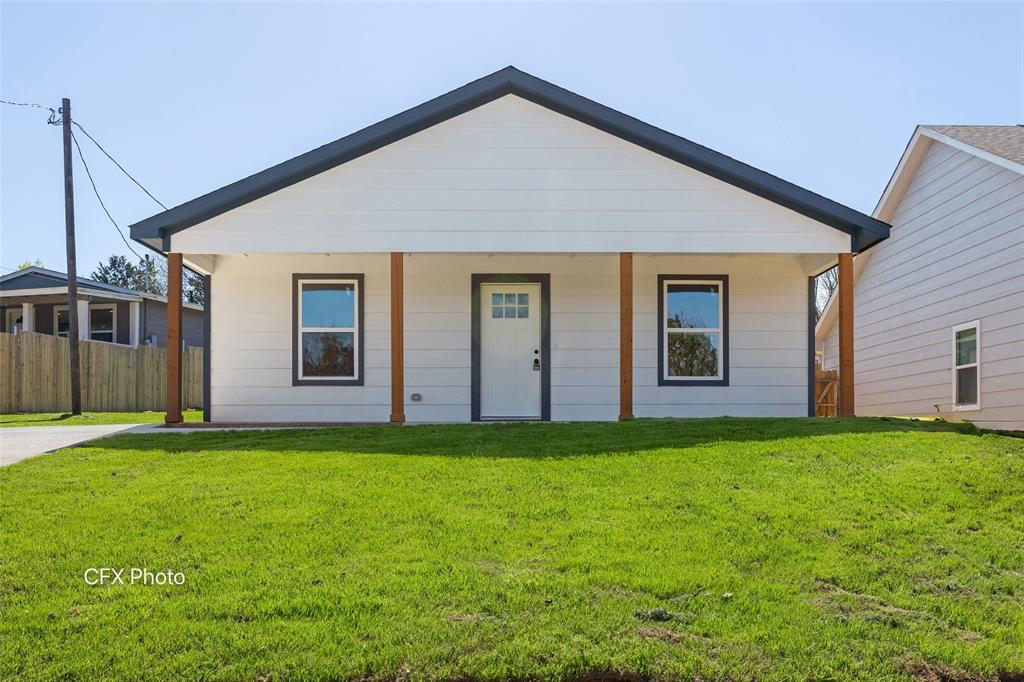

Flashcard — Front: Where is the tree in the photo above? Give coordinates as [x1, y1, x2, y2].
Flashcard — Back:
[91, 255, 137, 289]
[814, 265, 839, 321]
[91, 254, 164, 294]
[135, 255, 165, 296]
[91, 253, 204, 305]
[183, 269, 205, 306]
[17, 259, 43, 270]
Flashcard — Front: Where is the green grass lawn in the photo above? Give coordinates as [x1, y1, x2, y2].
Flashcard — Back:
[0, 409, 203, 428]
[1, 418, 1022, 681]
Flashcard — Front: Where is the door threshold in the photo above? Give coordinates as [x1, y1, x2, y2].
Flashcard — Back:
[480, 416, 543, 422]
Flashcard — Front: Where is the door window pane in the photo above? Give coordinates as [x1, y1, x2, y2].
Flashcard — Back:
[490, 292, 528, 319]
[302, 283, 355, 328]
[666, 284, 719, 329]
[956, 366, 978, 405]
[667, 332, 719, 377]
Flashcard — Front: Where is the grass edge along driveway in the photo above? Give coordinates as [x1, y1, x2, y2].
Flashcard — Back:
[0, 410, 203, 428]
[1, 417, 1022, 681]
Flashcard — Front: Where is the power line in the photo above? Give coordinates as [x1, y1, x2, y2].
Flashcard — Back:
[0, 99, 61, 125]
[5, 99, 161, 262]
[3, 101, 166, 211]
[70, 129, 142, 259]
[72, 121, 167, 210]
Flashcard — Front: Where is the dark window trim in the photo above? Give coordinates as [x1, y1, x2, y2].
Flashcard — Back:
[657, 274, 730, 387]
[292, 273, 364, 387]
[471, 274, 550, 422]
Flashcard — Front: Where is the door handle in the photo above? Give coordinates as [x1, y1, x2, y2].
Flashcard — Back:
[532, 358, 541, 371]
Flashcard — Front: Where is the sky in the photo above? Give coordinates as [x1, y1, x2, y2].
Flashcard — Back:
[2, 1, 1022, 276]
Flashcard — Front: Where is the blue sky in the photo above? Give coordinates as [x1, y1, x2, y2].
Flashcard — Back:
[2, 2, 1021, 275]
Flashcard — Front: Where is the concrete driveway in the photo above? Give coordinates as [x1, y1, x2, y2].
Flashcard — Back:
[0, 424, 141, 466]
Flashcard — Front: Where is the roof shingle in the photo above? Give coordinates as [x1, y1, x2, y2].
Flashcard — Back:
[925, 125, 1024, 166]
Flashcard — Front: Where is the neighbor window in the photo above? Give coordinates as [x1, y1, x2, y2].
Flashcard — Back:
[293, 275, 363, 385]
[659, 275, 728, 386]
[55, 304, 117, 342]
[5, 309, 24, 334]
[54, 307, 70, 338]
[952, 321, 980, 410]
[89, 304, 116, 343]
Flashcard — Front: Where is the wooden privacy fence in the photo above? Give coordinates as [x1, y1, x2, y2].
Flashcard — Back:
[815, 367, 839, 417]
[0, 332, 202, 413]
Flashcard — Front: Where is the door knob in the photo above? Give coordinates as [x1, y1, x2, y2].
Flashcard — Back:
[533, 358, 541, 371]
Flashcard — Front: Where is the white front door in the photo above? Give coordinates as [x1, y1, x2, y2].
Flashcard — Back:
[480, 283, 542, 419]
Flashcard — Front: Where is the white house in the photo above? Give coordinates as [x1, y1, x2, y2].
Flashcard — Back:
[130, 67, 888, 424]
[818, 125, 1024, 431]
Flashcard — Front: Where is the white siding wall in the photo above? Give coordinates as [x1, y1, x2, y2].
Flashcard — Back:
[173, 95, 849, 255]
[635, 254, 811, 418]
[211, 252, 812, 422]
[210, 254, 391, 422]
[404, 254, 620, 422]
[823, 141, 1024, 430]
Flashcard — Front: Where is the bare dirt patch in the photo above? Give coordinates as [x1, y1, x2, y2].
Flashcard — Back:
[902, 659, 1024, 682]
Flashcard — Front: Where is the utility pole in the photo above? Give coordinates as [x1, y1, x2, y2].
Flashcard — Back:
[61, 97, 82, 415]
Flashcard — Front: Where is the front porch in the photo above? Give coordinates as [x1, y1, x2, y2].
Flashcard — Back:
[0, 291, 139, 345]
[162, 251, 857, 424]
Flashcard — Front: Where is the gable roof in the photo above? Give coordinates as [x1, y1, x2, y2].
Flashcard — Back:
[0, 267, 143, 296]
[925, 125, 1024, 166]
[0, 267, 202, 310]
[130, 66, 889, 253]
[815, 123, 1024, 342]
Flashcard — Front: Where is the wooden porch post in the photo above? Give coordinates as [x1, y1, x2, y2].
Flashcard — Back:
[619, 252, 633, 421]
[166, 252, 183, 424]
[390, 252, 405, 423]
[838, 252, 855, 417]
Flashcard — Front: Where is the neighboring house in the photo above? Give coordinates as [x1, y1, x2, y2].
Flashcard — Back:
[0, 267, 204, 348]
[817, 125, 1024, 431]
[130, 67, 888, 423]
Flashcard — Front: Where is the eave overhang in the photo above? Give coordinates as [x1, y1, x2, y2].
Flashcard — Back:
[131, 66, 890, 254]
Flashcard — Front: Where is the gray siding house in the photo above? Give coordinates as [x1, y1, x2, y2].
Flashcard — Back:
[817, 126, 1024, 431]
[0, 267, 204, 348]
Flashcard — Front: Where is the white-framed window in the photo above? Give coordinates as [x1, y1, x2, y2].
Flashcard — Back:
[659, 275, 729, 386]
[54, 306, 70, 338]
[952, 320, 981, 411]
[88, 304, 116, 343]
[53, 303, 118, 342]
[293, 275, 363, 385]
[5, 309, 24, 334]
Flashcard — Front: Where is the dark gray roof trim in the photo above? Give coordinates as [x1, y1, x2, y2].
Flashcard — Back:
[130, 66, 890, 252]
[0, 267, 203, 309]
[0, 267, 140, 296]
